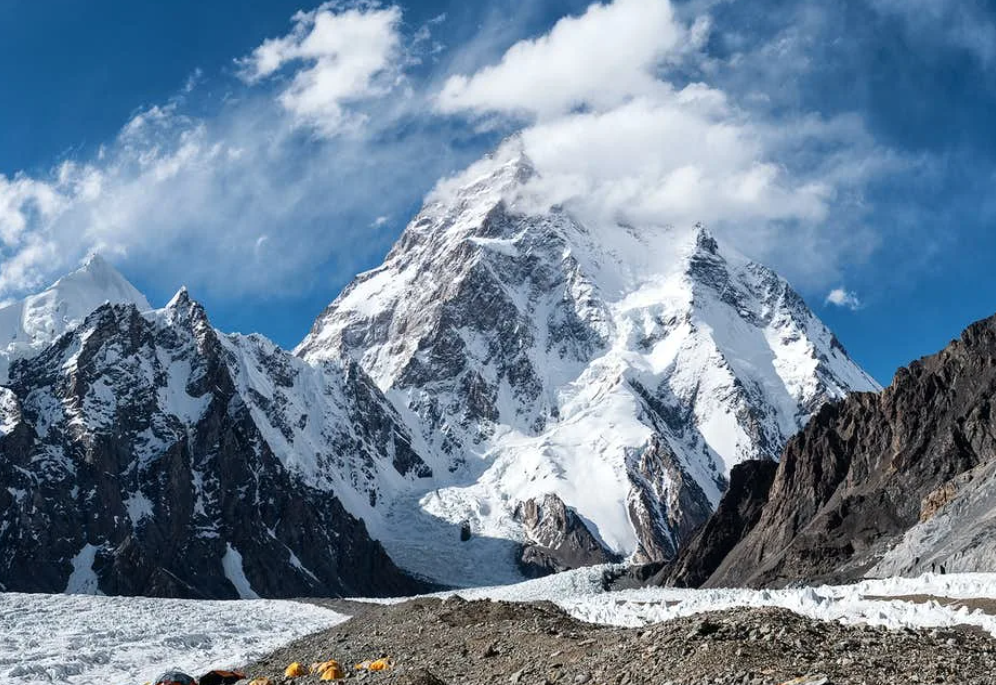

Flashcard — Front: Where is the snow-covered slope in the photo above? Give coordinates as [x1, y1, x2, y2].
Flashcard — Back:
[298, 146, 880, 583]
[0, 254, 150, 383]
[218, 325, 433, 530]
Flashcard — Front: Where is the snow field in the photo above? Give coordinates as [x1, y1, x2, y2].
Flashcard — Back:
[0, 593, 347, 684]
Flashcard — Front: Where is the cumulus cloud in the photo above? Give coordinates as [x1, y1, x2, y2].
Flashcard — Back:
[825, 287, 863, 310]
[437, 0, 689, 119]
[237, 3, 404, 136]
[515, 94, 832, 228]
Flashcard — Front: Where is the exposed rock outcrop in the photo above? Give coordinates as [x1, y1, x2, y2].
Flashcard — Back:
[696, 313, 996, 587]
[514, 494, 619, 577]
[665, 459, 779, 588]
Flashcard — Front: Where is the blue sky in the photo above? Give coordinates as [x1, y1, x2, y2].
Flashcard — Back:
[1, 0, 994, 385]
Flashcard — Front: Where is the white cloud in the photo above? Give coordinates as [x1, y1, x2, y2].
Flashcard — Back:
[515, 94, 832, 228]
[0, 4, 465, 303]
[238, 3, 404, 136]
[437, 0, 688, 119]
[0, 0, 911, 307]
[825, 287, 862, 310]
[0, 175, 63, 247]
[432, 0, 898, 284]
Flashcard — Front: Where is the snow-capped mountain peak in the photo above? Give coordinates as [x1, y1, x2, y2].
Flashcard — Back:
[295, 148, 880, 585]
[165, 285, 191, 310]
[0, 283, 424, 598]
[0, 254, 151, 383]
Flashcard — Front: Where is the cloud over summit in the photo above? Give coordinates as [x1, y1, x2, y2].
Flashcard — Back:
[432, 0, 899, 286]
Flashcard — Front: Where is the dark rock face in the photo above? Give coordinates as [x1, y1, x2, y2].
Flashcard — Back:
[514, 494, 618, 577]
[0, 298, 424, 598]
[698, 314, 996, 588]
[624, 429, 717, 563]
[665, 459, 778, 588]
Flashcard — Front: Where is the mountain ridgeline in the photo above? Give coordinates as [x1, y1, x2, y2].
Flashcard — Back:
[0, 148, 889, 597]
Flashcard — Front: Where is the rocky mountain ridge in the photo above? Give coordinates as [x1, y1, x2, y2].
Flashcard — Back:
[0, 286, 424, 598]
[654, 312, 996, 589]
[0, 146, 881, 595]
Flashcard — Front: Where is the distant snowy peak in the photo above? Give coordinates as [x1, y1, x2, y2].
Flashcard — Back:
[0, 254, 150, 383]
[296, 146, 881, 581]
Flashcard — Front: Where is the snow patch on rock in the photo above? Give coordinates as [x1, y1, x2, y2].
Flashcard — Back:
[222, 544, 260, 600]
[0, 387, 21, 435]
[65, 544, 102, 595]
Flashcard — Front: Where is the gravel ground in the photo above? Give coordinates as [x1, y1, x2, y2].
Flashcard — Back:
[241, 597, 996, 685]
